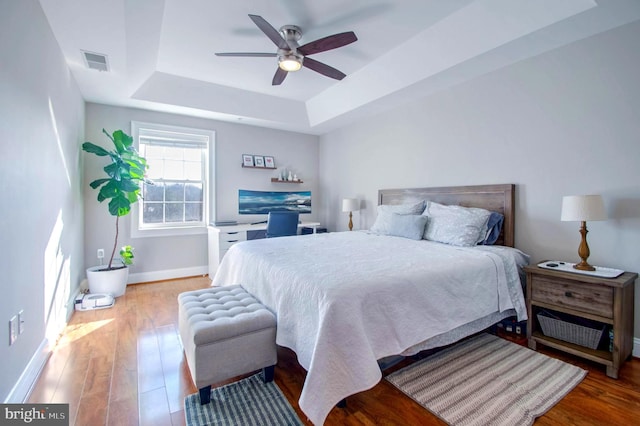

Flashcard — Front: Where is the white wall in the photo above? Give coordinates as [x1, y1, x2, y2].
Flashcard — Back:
[319, 21, 640, 337]
[85, 104, 319, 281]
[0, 0, 85, 401]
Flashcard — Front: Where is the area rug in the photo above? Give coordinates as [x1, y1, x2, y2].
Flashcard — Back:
[386, 333, 586, 426]
[184, 373, 303, 426]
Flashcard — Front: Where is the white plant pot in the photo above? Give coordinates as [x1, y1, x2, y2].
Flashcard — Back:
[86, 263, 129, 297]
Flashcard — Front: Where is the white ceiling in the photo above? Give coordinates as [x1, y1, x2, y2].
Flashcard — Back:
[39, 0, 640, 135]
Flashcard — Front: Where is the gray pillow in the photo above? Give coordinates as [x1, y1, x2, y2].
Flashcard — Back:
[422, 201, 492, 246]
[370, 200, 426, 235]
[386, 214, 429, 240]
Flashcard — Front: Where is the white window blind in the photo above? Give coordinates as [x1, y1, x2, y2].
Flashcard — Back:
[131, 121, 214, 237]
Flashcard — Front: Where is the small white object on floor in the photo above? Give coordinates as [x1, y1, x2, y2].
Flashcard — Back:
[74, 293, 115, 311]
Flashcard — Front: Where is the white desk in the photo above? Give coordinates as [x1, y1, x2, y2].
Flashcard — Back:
[207, 222, 321, 277]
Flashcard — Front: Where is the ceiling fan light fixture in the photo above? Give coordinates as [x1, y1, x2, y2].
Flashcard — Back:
[217, 15, 356, 84]
[278, 54, 303, 72]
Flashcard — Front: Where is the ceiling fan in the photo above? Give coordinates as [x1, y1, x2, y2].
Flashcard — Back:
[215, 14, 357, 86]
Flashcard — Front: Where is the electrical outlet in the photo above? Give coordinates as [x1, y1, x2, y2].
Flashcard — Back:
[97, 249, 105, 259]
[18, 310, 24, 335]
[9, 316, 18, 345]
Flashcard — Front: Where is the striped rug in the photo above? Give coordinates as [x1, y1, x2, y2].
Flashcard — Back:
[386, 333, 586, 426]
[184, 373, 303, 426]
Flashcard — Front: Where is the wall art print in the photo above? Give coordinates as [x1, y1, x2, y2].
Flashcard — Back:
[239, 189, 311, 214]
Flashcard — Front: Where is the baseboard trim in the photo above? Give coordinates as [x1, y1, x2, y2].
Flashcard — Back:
[4, 339, 51, 403]
[128, 265, 208, 284]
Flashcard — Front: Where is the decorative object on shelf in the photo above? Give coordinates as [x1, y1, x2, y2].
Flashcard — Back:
[287, 171, 293, 181]
[242, 154, 254, 167]
[271, 178, 303, 184]
[560, 194, 607, 271]
[293, 174, 298, 181]
[342, 198, 360, 231]
[264, 156, 276, 168]
[242, 154, 279, 169]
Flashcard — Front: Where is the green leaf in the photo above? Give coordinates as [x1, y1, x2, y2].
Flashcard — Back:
[109, 194, 131, 217]
[104, 162, 123, 179]
[120, 245, 134, 266]
[82, 142, 110, 156]
[112, 130, 133, 154]
[126, 191, 139, 204]
[98, 181, 119, 200]
[119, 179, 140, 193]
[89, 178, 110, 189]
[127, 164, 146, 180]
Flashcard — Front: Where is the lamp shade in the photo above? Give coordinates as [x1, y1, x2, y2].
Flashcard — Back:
[561, 195, 607, 222]
[342, 198, 360, 213]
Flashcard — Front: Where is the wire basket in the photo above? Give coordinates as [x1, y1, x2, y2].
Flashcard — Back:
[537, 310, 605, 350]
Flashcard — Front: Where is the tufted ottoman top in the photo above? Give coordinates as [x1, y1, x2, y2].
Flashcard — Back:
[178, 285, 276, 345]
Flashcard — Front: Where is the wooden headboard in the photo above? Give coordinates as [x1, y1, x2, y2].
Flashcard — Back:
[378, 184, 515, 247]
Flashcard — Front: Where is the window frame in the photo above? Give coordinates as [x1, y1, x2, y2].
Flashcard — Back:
[130, 121, 215, 238]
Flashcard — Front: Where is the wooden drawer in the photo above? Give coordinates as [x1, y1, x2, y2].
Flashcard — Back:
[530, 275, 613, 318]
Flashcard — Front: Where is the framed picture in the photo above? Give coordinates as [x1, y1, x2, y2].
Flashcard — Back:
[242, 154, 254, 167]
[264, 156, 275, 168]
[254, 156, 265, 167]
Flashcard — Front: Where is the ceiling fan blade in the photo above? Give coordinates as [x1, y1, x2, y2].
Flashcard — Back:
[215, 52, 277, 57]
[272, 68, 288, 85]
[298, 31, 357, 56]
[302, 57, 346, 80]
[248, 14, 289, 50]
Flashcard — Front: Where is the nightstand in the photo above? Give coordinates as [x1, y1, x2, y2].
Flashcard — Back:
[524, 263, 637, 379]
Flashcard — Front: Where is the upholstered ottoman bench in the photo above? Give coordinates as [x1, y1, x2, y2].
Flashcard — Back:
[178, 285, 277, 404]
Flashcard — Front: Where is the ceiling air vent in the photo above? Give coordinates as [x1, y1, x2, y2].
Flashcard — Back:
[82, 50, 109, 72]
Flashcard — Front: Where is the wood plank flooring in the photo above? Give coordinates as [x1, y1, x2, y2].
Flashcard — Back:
[28, 276, 640, 425]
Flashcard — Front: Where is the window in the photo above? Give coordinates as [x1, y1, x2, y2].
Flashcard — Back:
[131, 122, 214, 237]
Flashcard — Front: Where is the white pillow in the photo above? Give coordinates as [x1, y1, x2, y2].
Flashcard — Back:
[370, 200, 426, 235]
[422, 201, 492, 246]
[386, 214, 429, 240]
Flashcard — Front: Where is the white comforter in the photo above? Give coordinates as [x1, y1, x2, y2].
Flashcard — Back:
[212, 231, 528, 425]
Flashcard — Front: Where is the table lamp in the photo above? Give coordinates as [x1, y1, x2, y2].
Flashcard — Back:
[560, 194, 607, 271]
[342, 198, 360, 231]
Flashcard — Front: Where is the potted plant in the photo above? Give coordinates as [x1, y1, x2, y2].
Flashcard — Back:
[83, 129, 148, 297]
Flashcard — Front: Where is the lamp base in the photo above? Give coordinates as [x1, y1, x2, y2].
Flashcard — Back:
[574, 221, 595, 271]
[573, 261, 595, 271]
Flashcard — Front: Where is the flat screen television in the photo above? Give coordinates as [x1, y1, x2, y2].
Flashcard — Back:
[238, 189, 311, 215]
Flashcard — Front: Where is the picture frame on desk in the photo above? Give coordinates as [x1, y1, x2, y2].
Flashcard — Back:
[254, 156, 265, 167]
[242, 154, 254, 167]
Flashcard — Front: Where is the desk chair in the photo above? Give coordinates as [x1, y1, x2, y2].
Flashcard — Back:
[266, 212, 299, 238]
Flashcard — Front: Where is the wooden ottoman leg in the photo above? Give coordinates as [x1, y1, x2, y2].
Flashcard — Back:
[199, 385, 212, 404]
[262, 365, 275, 383]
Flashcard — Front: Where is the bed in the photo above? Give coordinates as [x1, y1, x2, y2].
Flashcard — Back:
[212, 184, 529, 425]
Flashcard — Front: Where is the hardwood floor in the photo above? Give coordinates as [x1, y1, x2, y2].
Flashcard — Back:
[28, 277, 640, 425]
